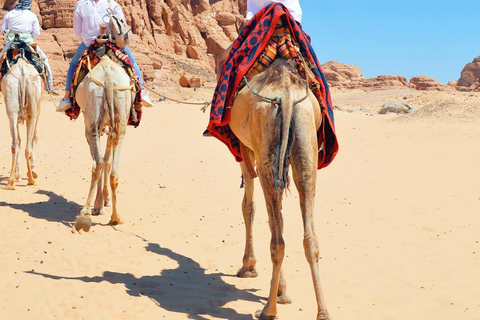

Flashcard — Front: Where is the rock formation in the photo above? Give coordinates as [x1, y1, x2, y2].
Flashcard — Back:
[0, 0, 247, 88]
[322, 61, 457, 91]
[409, 75, 454, 91]
[456, 56, 480, 91]
[322, 61, 413, 89]
[322, 60, 363, 87]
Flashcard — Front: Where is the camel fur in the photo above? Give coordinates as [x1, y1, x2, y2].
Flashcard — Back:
[229, 58, 331, 320]
[73, 54, 135, 231]
[1, 58, 43, 190]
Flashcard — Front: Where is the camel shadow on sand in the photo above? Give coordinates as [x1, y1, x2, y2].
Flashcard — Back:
[0, 189, 82, 227]
[27, 242, 264, 320]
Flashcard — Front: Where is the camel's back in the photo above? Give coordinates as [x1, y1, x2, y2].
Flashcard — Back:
[250, 59, 306, 98]
[1, 58, 43, 111]
[1, 58, 42, 88]
[231, 58, 321, 149]
[91, 55, 131, 86]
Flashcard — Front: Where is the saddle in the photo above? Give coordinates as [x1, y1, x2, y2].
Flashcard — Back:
[0, 36, 46, 80]
[67, 38, 143, 127]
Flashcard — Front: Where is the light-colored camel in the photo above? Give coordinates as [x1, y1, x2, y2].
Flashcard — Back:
[1, 58, 43, 190]
[229, 58, 330, 320]
[73, 54, 135, 232]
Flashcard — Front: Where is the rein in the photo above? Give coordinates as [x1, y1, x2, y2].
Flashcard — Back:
[142, 83, 211, 111]
[242, 74, 311, 107]
[243, 76, 281, 107]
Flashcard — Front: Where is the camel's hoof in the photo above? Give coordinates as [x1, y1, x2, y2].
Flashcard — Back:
[255, 310, 278, 320]
[316, 311, 332, 320]
[109, 219, 124, 226]
[74, 213, 92, 232]
[27, 180, 36, 186]
[277, 293, 292, 304]
[80, 207, 90, 215]
[5, 184, 15, 190]
[237, 268, 258, 278]
[92, 207, 105, 216]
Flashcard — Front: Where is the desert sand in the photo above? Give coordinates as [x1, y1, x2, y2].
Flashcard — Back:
[0, 86, 479, 320]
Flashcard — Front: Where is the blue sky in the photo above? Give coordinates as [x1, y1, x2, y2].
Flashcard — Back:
[301, 0, 480, 84]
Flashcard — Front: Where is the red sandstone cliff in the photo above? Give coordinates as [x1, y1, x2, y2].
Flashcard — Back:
[0, 0, 247, 88]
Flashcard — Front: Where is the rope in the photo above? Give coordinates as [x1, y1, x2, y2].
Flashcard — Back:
[141, 83, 211, 112]
[293, 74, 309, 106]
[243, 76, 281, 106]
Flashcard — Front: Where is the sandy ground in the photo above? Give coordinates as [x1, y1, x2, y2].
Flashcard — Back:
[0, 86, 479, 320]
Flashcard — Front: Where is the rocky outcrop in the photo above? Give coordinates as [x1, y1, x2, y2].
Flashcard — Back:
[322, 61, 461, 91]
[322, 60, 363, 87]
[0, 0, 247, 88]
[456, 56, 480, 91]
[409, 75, 454, 91]
[322, 61, 413, 90]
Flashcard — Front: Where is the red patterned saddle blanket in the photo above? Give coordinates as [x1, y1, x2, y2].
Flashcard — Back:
[207, 3, 338, 169]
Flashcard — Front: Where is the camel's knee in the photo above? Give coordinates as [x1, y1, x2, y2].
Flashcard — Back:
[25, 149, 33, 161]
[110, 173, 118, 189]
[11, 141, 19, 153]
[303, 233, 320, 263]
[91, 160, 104, 180]
[270, 238, 285, 263]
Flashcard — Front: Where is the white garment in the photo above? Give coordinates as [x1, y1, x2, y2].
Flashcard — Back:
[246, 0, 302, 23]
[1, 8, 40, 43]
[73, 0, 124, 46]
[0, 9, 54, 86]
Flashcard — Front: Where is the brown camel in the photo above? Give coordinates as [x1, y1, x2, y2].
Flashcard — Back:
[1, 58, 43, 190]
[229, 58, 331, 320]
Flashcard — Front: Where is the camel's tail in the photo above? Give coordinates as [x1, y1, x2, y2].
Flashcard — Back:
[273, 88, 295, 191]
[17, 60, 27, 124]
[104, 66, 119, 139]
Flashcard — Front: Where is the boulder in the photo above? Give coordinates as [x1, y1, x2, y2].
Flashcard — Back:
[377, 101, 417, 114]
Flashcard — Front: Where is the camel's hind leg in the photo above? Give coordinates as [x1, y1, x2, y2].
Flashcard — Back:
[25, 106, 39, 186]
[81, 130, 104, 215]
[238, 148, 258, 278]
[102, 137, 113, 207]
[108, 134, 125, 225]
[290, 119, 330, 320]
[30, 111, 40, 179]
[254, 162, 287, 320]
[15, 123, 22, 181]
[92, 138, 113, 216]
[6, 114, 20, 190]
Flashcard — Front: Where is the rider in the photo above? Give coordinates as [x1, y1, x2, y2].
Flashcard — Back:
[217, 0, 301, 78]
[56, 0, 153, 112]
[0, 0, 59, 95]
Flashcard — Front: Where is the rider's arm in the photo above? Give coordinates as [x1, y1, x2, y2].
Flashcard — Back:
[31, 14, 40, 38]
[73, 2, 83, 38]
[1, 12, 10, 32]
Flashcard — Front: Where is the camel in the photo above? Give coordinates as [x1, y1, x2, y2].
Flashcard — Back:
[73, 54, 135, 232]
[1, 58, 43, 190]
[229, 58, 330, 320]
